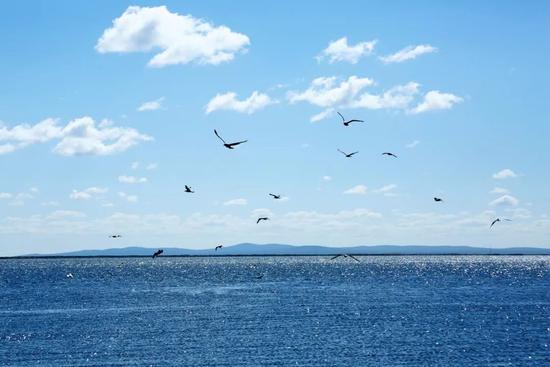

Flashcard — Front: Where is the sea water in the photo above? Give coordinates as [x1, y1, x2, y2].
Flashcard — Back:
[0, 256, 549, 366]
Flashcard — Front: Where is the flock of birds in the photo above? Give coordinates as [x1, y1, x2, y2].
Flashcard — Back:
[105, 112, 512, 262]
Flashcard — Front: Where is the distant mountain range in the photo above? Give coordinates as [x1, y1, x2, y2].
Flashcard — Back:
[19, 243, 550, 257]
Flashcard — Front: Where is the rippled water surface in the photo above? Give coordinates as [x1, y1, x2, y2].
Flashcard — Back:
[0, 256, 549, 366]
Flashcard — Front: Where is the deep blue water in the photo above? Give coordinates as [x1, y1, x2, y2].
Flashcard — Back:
[0, 256, 549, 366]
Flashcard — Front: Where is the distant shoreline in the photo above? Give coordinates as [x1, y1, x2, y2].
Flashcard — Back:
[2, 253, 550, 260]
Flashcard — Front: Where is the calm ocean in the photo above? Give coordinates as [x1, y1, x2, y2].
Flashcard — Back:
[0, 256, 549, 366]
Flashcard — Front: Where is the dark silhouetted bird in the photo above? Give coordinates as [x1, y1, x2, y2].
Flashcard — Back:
[215, 245, 223, 251]
[330, 254, 360, 262]
[269, 193, 281, 199]
[214, 129, 247, 149]
[152, 249, 164, 258]
[109, 235, 121, 238]
[338, 149, 359, 158]
[257, 217, 269, 224]
[434, 197, 444, 202]
[184, 185, 194, 193]
[382, 152, 398, 158]
[490, 218, 512, 228]
[337, 112, 363, 126]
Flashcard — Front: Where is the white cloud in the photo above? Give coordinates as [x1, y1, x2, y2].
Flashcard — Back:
[70, 187, 108, 200]
[350, 82, 420, 110]
[131, 161, 140, 170]
[489, 194, 519, 207]
[146, 163, 158, 170]
[380, 44, 437, 63]
[322, 176, 332, 181]
[493, 169, 518, 180]
[206, 91, 276, 114]
[223, 198, 248, 206]
[343, 185, 368, 195]
[0, 193, 12, 199]
[118, 175, 147, 184]
[0, 117, 152, 156]
[373, 184, 397, 197]
[41, 201, 60, 207]
[406, 140, 420, 148]
[490, 187, 509, 195]
[317, 37, 376, 64]
[310, 108, 335, 123]
[288, 76, 375, 108]
[408, 90, 463, 114]
[118, 192, 138, 203]
[95, 6, 250, 67]
[137, 97, 164, 111]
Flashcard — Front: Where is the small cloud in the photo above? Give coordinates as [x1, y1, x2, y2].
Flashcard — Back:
[118, 192, 138, 203]
[137, 97, 164, 112]
[30, 187, 39, 193]
[490, 187, 509, 195]
[47, 210, 86, 219]
[373, 184, 397, 197]
[317, 37, 377, 64]
[489, 194, 519, 207]
[493, 169, 518, 180]
[118, 175, 147, 184]
[405, 140, 420, 148]
[101, 202, 115, 208]
[131, 161, 140, 170]
[223, 198, 248, 206]
[323, 176, 332, 181]
[206, 91, 277, 114]
[408, 91, 462, 114]
[380, 44, 437, 63]
[146, 163, 158, 170]
[343, 185, 367, 195]
[41, 201, 60, 207]
[70, 187, 108, 200]
[310, 108, 335, 123]
[0, 192, 12, 199]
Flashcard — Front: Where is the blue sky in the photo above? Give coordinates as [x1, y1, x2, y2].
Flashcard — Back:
[1, 1, 549, 255]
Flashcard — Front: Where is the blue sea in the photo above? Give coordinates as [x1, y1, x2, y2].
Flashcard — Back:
[0, 256, 549, 366]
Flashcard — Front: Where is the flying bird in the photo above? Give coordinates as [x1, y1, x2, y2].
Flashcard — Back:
[490, 218, 512, 228]
[214, 129, 248, 149]
[338, 149, 359, 158]
[329, 254, 360, 262]
[257, 217, 270, 224]
[269, 193, 281, 199]
[215, 245, 223, 251]
[337, 112, 363, 126]
[152, 249, 164, 258]
[382, 152, 398, 158]
[184, 185, 194, 193]
[434, 197, 444, 202]
[66, 273, 74, 279]
[109, 235, 122, 238]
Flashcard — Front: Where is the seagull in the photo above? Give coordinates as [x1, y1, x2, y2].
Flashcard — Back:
[257, 217, 270, 224]
[434, 197, 444, 202]
[382, 152, 398, 158]
[152, 249, 164, 258]
[329, 254, 360, 262]
[490, 218, 512, 228]
[184, 185, 194, 193]
[214, 129, 248, 149]
[215, 245, 223, 251]
[109, 235, 122, 238]
[338, 149, 359, 158]
[269, 193, 281, 199]
[337, 112, 363, 126]
[66, 273, 74, 279]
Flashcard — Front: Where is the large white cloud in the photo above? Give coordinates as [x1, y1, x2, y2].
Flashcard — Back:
[350, 82, 420, 110]
[0, 117, 152, 156]
[317, 37, 377, 64]
[380, 44, 437, 63]
[206, 91, 276, 114]
[96, 6, 250, 67]
[288, 76, 375, 108]
[408, 90, 463, 114]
